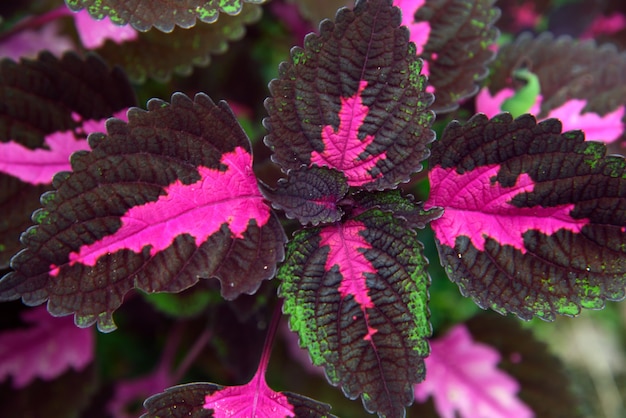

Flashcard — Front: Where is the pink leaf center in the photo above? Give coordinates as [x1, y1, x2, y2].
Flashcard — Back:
[320, 220, 378, 340]
[425, 165, 589, 253]
[51, 146, 269, 273]
[310, 80, 387, 186]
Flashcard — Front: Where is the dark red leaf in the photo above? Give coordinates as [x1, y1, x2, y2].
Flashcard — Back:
[0, 93, 286, 332]
[265, 0, 435, 191]
[426, 113, 626, 320]
[279, 194, 431, 418]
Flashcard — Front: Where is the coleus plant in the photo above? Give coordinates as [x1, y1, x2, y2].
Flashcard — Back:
[0, 0, 625, 417]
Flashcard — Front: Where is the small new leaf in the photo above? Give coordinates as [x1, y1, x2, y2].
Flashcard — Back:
[262, 166, 349, 226]
[0, 93, 286, 332]
[426, 113, 626, 320]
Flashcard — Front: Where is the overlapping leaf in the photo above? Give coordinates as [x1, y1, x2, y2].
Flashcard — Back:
[394, 0, 500, 113]
[0, 52, 136, 267]
[265, 0, 435, 191]
[261, 166, 349, 226]
[487, 32, 626, 147]
[425, 113, 626, 320]
[93, 4, 262, 82]
[65, 0, 266, 32]
[0, 93, 286, 332]
[279, 192, 431, 418]
[142, 381, 336, 417]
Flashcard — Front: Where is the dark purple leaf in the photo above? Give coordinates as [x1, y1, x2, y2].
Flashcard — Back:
[425, 113, 626, 320]
[394, 0, 500, 113]
[0, 93, 286, 332]
[0, 51, 136, 268]
[261, 166, 349, 226]
[65, 0, 267, 32]
[279, 196, 431, 418]
[264, 0, 435, 191]
[0, 305, 94, 388]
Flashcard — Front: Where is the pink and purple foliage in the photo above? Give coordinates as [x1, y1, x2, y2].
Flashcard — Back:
[203, 366, 295, 417]
[319, 220, 379, 341]
[0, 109, 128, 185]
[0, 306, 94, 388]
[50, 147, 270, 275]
[310, 80, 387, 186]
[425, 165, 589, 253]
[414, 324, 533, 418]
[50, 146, 270, 274]
[476, 88, 625, 143]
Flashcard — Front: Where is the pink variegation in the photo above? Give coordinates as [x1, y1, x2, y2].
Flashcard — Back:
[310, 80, 387, 186]
[73, 10, 138, 49]
[0, 306, 94, 388]
[425, 165, 589, 253]
[319, 220, 378, 341]
[393, 0, 430, 55]
[476, 89, 625, 143]
[50, 146, 270, 274]
[414, 324, 533, 418]
[0, 109, 128, 185]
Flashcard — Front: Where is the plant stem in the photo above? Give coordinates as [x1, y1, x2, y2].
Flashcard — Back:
[172, 325, 212, 383]
[256, 299, 283, 377]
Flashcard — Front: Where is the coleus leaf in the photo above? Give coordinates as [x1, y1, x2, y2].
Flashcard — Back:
[65, 0, 267, 33]
[261, 166, 349, 226]
[394, 0, 500, 113]
[425, 113, 626, 320]
[265, 0, 435, 191]
[279, 192, 431, 418]
[414, 323, 533, 418]
[93, 4, 262, 83]
[0, 93, 286, 332]
[0, 305, 94, 388]
[487, 32, 626, 145]
[0, 51, 136, 268]
[142, 382, 336, 417]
